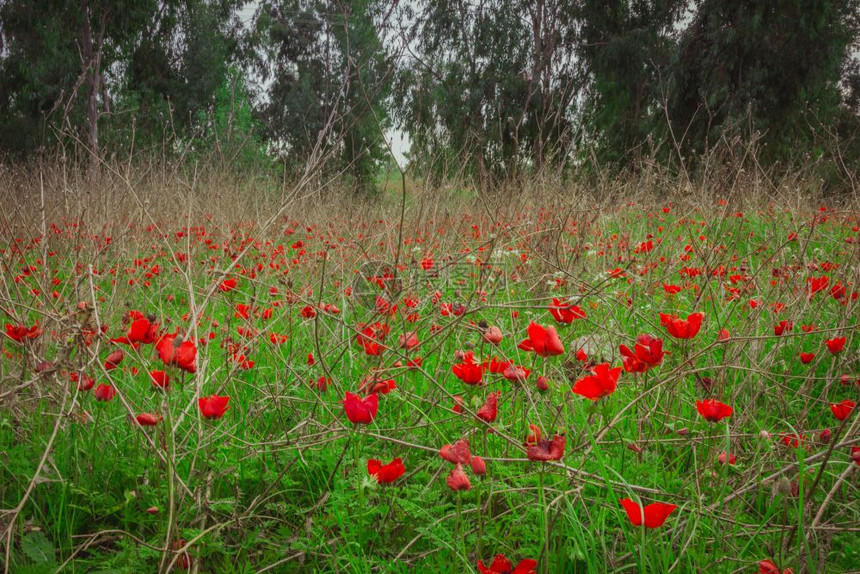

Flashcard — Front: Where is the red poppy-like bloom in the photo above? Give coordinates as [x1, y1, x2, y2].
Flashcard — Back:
[367, 457, 405, 484]
[518, 322, 565, 357]
[452, 353, 484, 385]
[825, 336, 846, 355]
[399, 332, 419, 350]
[571, 363, 621, 400]
[830, 399, 855, 421]
[619, 499, 677, 528]
[300, 305, 316, 319]
[104, 349, 125, 370]
[446, 463, 471, 491]
[476, 391, 500, 422]
[127, 317, 159, 345]
[452, 395, 464, 413]
[526, 427, 565, 461]
[156, 334, 197, 374]
[136, 413, 161, 426]
[758, 559, 794, 574]
[780, 433, 805, 448]
[619, 347, 646, 373]
[218, 278, 237, 292]
[74, 373, 95, 391]
[440, 439, 472, 464]
[696, 399, 733, 422]
[482, 326, 503, 345]
[619, 334, 666, 373]
[150, 370, 169, 390]
[94, 383, 116, 402]
[344, 392, 378, 425]
[477, 554, 537, 574]
[799, 352, 815, 364]
[502, 364, 530, 382]
[840, 374, 860, 387]
[199, 394, 230, 419]
[807, 276, 829, 298]
[359, 374, 396, 395]
[659, 312, 704, 339]
[717, 451, 736, 465]
[774, 320, 793, 336]
[5, 323, 41, 343]
[483, 357, 510, 374]
[470, 456, 487, 476]
[852, 446, 860, 466]
[549, 298, 586, 324]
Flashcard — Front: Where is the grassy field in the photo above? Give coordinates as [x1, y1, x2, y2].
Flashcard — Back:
[0, 172, 858, 573]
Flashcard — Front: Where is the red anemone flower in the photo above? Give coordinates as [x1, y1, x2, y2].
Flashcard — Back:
[5, 323, 42, 343]
[218, 278, 237, 292]
[619, 499, 677, 528]
[452, 353, 484, 385]
[344, 392, 378, 425]
[440, 439, 472, 464]
[127, 317, 159, 345]
[571, 363, 621, 400]
[619, 345, 647, 373]
[799, 352, 815, 364]
[399, 332, 419, 350]
[830, 399, 855, 421]
[476, 391, 500, 423]
[367, 457, 405, 484]
[93, 383, 116, 402]
[156, 334, 197, 374]
[825, 336, 846, 355]
[548, 298, 586, 324]
[758, 559, 794, 574]
[484, 357, 512, 374]
[477, 554, 537, 574]
[136, 413, 162, 426]
[482, 325, 503, 345]
[518, 322, 565, 357]
[502, 364, 530, 382]
[451, 395, 464, 413]
[104, 349, 125, 370]
[774, 320, 793, 336]
[300, 305, 316, 319]
[659, 312, 704, 339]
[150, 370, 169, 390]
[526, 432, 566, 462]
[631, 334, 666, 367]
[198, 394, 230, 419]
[717, 451, 737, 465]
[446, 463, 471, 491]
[696, 399, 733, 422]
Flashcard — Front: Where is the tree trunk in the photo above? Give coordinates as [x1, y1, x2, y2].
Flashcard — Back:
[80, 2, 106, 174]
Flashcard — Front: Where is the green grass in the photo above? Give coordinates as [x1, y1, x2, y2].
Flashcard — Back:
[1, 194, 858, 573]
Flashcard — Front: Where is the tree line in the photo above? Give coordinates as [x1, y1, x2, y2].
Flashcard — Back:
[1, 0, 859, 191]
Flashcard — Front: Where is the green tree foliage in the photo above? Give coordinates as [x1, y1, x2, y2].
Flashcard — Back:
[394, 0, 578, 186]
[669, 0, 859, 162]
[0, 0, 248, 161]
[575, 0, 685, 166]
[253, 0, 391, 193]
[0, 0, 858, 182]
[0, 0, 155, 157]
